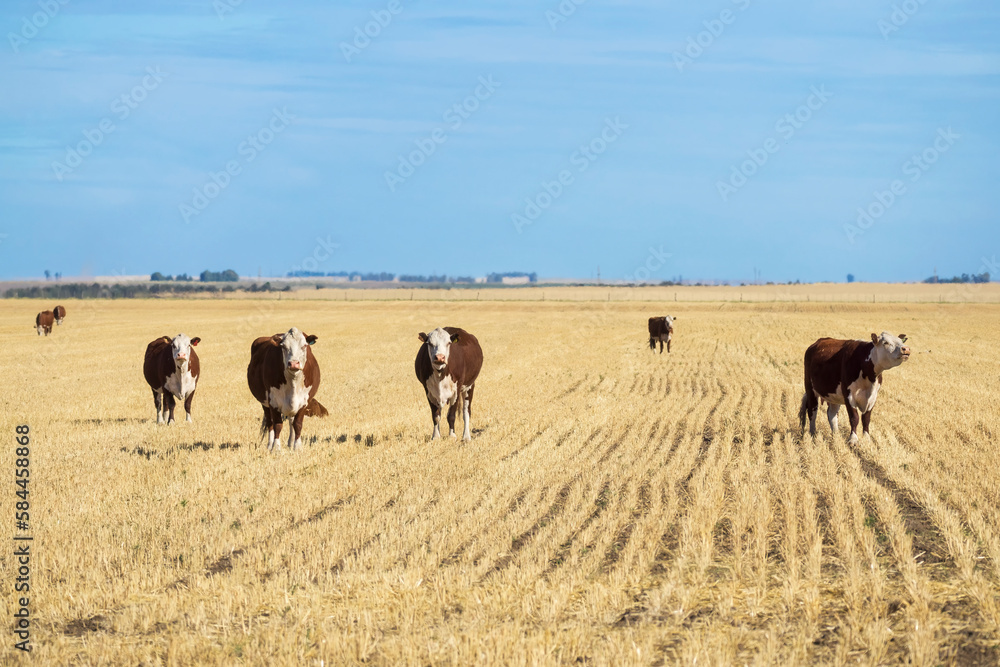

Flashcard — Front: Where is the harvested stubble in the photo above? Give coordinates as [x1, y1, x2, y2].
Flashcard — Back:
[1, 296, 998, 665]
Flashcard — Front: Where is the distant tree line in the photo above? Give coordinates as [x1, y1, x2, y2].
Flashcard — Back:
[4, 281, 287, 299]
[150, 270, 239, 282]
[923, 272, 990, 284]
[150, 272, 193, 281]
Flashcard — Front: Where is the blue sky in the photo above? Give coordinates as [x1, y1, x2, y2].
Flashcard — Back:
[1, 0, 997, 283]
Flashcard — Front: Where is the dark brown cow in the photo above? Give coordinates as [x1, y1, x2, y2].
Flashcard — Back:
[54, 305, 66, 325]
[799, 332, 910, 444]
[247, 327, 328, 452]
[143, 334, 201, 424]
[35, 311, 54, 336]
[415, 327, 483, 441]
[648, 315, 675, 353]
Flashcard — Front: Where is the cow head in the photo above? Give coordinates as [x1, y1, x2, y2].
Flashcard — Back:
[665, 315, 675, 333]
[280, 327, 317, 373]
[419, 327, 459, 372]
[870, 332, 910, 370]
[171, 334, 200, 366]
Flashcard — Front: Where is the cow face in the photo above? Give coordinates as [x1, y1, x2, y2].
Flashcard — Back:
[870, 332, 910, 369]
[171, 334, 200, 366]
[419, 328, 459, 372]
[664, 315, 675, 333]
[280, 328, 316, 373]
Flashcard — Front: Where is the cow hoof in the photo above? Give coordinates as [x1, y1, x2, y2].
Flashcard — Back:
[186, 415, 193, 423]
[463, 435, 472, 442]
[847, 434, 859, 445]
[450, 433, 458, 439]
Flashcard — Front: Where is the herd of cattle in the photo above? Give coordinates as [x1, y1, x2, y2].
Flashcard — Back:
[35, 309, 911, 450]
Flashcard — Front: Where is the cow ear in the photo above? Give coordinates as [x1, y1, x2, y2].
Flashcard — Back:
[418, 332, 428, 343]
[871, 333, 879, 344]
[190, 337, 200, 346]
[450, 332, 460, 343]
[898, 334, 907, 343]
[305, 334, 318, 345]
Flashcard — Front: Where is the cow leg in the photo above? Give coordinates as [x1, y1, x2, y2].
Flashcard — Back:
[291, 410, 306, 451]
[845, 405, 860, 445]
[271, 409, 284, 451]
[659, 338, 664, 354]
[462, 385, 475, 442]
[184, 390, 195, 423]
[260, 406, 274, 448]
[152, 390, 163, 424]
[826, 404, 840, 434]
[428, 397, 441, 440]
[649, 336, 655, 351]
[165, 393, 177, 425]
[861, 410, 873, 438]
[447, 400, 459, 438]
[666, 335, 672, 354]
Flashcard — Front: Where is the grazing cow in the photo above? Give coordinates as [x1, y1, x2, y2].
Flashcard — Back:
[415, 327, 483, 441]
[247, 328, 328, 452]
[54, 305, 66, 325]
[143, 334, 201, 424]
[35, 311, 54, 336]
[799, 332, 910, 444]
[648, 316, 676, 353]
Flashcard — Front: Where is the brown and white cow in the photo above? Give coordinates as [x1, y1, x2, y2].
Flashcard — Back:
[143, 334, 201, 424]
[247, 328, 328, 452]
[54, 305, 66, 325]
[799, 332, 910, 444]
[35, 311, 54, 336]
[648, 315, 675, 353]
[415, 327, 483, 441]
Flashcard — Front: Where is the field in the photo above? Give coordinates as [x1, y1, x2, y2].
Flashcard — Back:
[2, 292, 999, 665]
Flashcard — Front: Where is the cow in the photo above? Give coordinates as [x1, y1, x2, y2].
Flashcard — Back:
[35, 311, 54, 336]
[799, 332, 910, 444]
[415, 327, 483, 441]
[143, 334, 201, 424]
[54, 305, 66, 325]
[648, 316, 676, 353]
[247, 328, 328, 452]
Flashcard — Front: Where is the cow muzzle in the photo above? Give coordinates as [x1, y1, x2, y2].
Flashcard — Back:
[288, 360, 303, 371]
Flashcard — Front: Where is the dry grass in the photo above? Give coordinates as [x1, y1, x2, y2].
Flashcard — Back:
[1, 294, 998, 665]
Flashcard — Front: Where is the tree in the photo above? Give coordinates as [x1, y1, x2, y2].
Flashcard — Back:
[847, 274, 855, 283]
[44, 270, 51, 280]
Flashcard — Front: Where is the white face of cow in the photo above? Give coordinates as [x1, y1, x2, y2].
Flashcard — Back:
[664, 315, 675, 332]
[870, 331, 910, 370]
[280, 327, 314, 373]
[171, 334, 200, 366]
[420, 327, 457, 372]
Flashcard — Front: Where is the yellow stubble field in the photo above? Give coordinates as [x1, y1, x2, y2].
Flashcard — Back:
[1, 291, 999, 665]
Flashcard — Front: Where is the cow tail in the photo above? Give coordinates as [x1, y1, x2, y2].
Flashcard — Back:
[305, 398, 329, 418]
[649, 335, 655, 351]
[259, 414, 269, 440]
[798, 360, 813, 432]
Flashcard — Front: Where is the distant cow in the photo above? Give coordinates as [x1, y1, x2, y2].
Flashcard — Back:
[799, 332, 910, 444]
[247, 328, 328, 452]
[54, 305, 66, 325]
[648, 316, 675, 353]
[35, 311, 54, 336]
[415, 327, 483, 441]
[143, 334, 201, 424]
